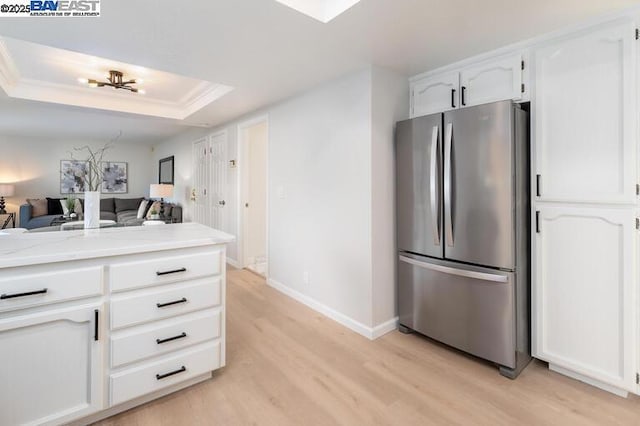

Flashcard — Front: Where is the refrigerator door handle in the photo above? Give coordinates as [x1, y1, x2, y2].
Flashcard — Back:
[444, 122, 454, 247]
[429, 125, 440, 246]
[399, 255, 508, 283]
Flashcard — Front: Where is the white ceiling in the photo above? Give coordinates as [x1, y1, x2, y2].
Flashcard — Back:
[0, 0, 638, 143]
[0, 37, 233, 119]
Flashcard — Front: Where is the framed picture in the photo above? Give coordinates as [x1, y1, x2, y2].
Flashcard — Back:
[60, 160, 89, 194]
[159, 156, 174, 185]
[101, 161, 128, 193]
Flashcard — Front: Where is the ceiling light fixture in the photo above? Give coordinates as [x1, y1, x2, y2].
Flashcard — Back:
[79, 70, 144, 93]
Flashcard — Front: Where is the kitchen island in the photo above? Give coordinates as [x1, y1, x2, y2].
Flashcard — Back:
[0, 223, 234, 426]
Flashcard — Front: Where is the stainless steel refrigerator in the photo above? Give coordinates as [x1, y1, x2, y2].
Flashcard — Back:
[396, 100, 531, 378]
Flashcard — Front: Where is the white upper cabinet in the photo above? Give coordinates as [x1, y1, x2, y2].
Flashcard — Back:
[459, 53, 524, 107]
[410, 52, 528, 118]
[411, 71, 459, 117]
[533, 206, 636, 392]
[534, 21, 637, 204]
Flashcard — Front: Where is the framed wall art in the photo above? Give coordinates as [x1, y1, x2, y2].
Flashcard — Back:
[101, 161, 128, 194]
[60, 160, 89, 194]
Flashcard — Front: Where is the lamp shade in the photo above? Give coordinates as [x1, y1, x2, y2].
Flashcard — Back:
[150, 184, 173, 199]
[0, 184, 15, 197]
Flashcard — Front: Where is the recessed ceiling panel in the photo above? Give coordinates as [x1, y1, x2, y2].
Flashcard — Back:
[273, 0, 361, 23]
[0, 36, 233, 120]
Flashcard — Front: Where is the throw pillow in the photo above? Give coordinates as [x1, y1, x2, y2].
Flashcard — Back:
[27, 199, 48, 217]
[46, 197, 63, 215]
[115, 197, 144, 213]
[60, 199, 69, 216]
[146, 201, 161, 219]
[74, 198, 83, 219]
[136, 199, 149, 219]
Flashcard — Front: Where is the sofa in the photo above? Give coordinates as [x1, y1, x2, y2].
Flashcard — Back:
[19, 197, 182, 230]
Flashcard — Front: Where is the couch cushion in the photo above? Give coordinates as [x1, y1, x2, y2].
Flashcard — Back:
[27, 199, 48, 217]
[100, 198, 115, 213]
[115, 197, 143, 213]
[46, 197, 63, 215]
[24, 214, 59, 230]
[116, 210, 138, 222]
[100, 211, 117, 221]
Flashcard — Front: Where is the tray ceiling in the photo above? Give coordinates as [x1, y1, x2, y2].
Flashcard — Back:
[0, 37, 233, 120]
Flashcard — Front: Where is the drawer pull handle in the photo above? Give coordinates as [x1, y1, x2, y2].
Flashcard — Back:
[156, 366, 187, 380]
[156, 332, 188, 345]
[0, 288, 48, 300]
[156, 267, 187, 276]
[156, 297, 188, 308]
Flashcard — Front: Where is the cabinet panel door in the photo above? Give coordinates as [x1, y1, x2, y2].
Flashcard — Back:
[411, 72, 459, 117]
[459, 53, 523, 107]
[534, 21, 636, 204]
[533, 206, 635, 391]
[0, 304, 104, 425]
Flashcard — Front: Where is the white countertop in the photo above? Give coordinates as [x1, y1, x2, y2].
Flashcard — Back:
[0, 223, 235, 269]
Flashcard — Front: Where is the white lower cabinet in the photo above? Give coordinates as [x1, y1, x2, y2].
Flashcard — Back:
[533, 205, 636, 393]
[110, 341, 221, 406]
[0, 303, 104, 426]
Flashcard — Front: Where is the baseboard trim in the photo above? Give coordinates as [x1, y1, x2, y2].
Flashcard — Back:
[548, 363, 629, 398]
[371, 316, 399, 339]
[226, 257, 241, 268]
[266, 278, 397, 340]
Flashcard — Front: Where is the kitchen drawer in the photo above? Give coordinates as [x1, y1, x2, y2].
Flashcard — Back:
[111, 277, 221, 329]
[111, 309, 222, 367]
[110, 249, 222, 292]
[0, 266, 102, 312]
[110, 341, 221, 406]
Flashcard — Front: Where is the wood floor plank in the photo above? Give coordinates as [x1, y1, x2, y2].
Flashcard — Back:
[96, 268, 640, 425]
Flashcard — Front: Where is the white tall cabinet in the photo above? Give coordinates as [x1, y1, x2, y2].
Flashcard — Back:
[532, 19, 639, 396]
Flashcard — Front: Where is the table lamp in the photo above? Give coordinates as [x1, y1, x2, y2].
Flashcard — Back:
[0, 184, 15, 214]
[149, 184, 174, 217]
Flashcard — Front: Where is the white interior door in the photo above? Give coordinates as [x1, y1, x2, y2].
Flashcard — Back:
[242, 121, 268, 273]
[192, 137, 209, 226]
[209, 132, 228, 232]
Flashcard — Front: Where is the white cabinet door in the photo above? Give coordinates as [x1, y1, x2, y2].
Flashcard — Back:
[534, 21, 637, 204]
[459, 53, 523, 107]
[533, 206, 635, 391]
[0, 304, 104, 425]
[410, 71, 459, 117]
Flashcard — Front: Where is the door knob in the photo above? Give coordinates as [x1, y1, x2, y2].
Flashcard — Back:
[219, 200, 226, 206]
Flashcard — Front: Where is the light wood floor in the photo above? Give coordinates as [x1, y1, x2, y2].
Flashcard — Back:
[98, 268, 640, 426]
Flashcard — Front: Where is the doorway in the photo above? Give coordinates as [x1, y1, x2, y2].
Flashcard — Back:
[238, 116, 269, 277]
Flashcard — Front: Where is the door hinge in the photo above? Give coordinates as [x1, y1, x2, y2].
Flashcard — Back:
[636, 218, 639, 230]
[636, 28, 639, 40]
[521, 83, 525, 93]
[636, 372, 639, 384]
[536, 211, 541, 233]
[521, 60, 525, 71]
[636, 183, 639, 195]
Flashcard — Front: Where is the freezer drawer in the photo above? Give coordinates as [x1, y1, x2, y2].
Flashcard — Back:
[398, 254, 516, 368]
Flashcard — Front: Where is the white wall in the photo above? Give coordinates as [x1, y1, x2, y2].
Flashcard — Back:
[371, 67, 410, 326]
[0, 135, 153, 222]
[152, 66, 408, 336]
